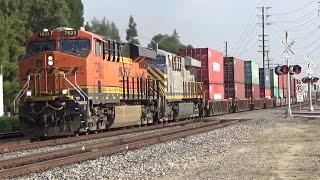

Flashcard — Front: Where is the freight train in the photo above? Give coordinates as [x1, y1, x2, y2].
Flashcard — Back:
[15, 27, 301, 138]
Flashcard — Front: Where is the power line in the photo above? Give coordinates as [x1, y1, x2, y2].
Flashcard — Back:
[231, 8, 258, 55]
[273, 0, 316, 16]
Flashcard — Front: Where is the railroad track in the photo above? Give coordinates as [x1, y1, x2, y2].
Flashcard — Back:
[0, 118, 211, 154]
[0, 102, 308, 153]
[0, 131, 24, 141]
[0, 118, 243, 179]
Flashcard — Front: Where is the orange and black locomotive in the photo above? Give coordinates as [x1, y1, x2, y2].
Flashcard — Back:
[16, 27, 204, 138]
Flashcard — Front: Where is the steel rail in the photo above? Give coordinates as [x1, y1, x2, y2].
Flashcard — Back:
[0, 120, 238, 179]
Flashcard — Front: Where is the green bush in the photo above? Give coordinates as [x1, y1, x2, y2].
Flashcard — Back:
[0, 116, 20, 133]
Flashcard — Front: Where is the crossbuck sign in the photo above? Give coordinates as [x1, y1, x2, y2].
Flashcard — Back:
[282, 40, 295, 61]
[304, 55, 315, 74]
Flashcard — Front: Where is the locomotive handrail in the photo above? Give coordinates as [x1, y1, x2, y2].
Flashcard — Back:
[59, 72, 88, 110]
[74, 72, 89, 100]
[13, 75, 32, 113]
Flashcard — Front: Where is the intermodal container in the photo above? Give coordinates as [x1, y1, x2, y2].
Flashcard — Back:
[203, 83, 225, 100]
[283, 88, 288, 98]
[279, 88, 284, 98]
[225, 82, 245, 99]
[278, 74, 288, 89]
[224, 57, 245, 83]
[290, 76, 296, 91]
[244, 61, 259, 85]
[245, 84, 260, 98]
[291, 88, 296, 98]
[260, 88, 271, 98]
[271, 87, 279, 98]
[259, 68, 271, 88]
[179, 48, 224, 84]
[270, 69, 278, 87]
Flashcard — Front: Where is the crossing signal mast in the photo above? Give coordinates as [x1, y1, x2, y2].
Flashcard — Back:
[276, 31, 299, 117]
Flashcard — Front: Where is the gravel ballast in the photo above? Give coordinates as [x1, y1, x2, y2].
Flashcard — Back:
[13, 108, 320, 179]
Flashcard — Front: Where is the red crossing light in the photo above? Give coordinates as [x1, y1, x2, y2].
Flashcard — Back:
[311, 77, 319, 83]
[289, 65, 301, 75]
[302, 77, 311, 83]
[275, 65, 289, 75]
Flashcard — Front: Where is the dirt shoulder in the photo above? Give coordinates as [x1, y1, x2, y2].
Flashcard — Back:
[158, 117, 320, 180]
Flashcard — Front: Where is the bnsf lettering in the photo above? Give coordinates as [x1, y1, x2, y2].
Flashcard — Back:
[119, 67, 131, 77]
[24, 67, 84, 77]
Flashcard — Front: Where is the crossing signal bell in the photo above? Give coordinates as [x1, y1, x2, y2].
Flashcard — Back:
[275, 65, 301, 75]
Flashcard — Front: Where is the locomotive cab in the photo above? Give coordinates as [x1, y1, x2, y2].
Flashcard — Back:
[17, 27, 160, 138]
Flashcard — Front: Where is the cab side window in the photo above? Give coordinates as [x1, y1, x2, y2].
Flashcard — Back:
[94, 39, 102, 56]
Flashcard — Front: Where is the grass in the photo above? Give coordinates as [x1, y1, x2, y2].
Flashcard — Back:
[0, 116, 20, 133]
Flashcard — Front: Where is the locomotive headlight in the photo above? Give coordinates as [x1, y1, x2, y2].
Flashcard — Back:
[48, 55, 54, 66]
[26, 91, 32, 97]
[62, 89, 68, 95]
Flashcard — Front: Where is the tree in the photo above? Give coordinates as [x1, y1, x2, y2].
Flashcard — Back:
[0, 0, 85, 110]
[126, 15, 140, 44]
[65, 0, 84, 29]
[26, 0, 71, 32]
[148, 29, 192, 54]
[0, 0, 28, 110]
[85, 17, 121, 41]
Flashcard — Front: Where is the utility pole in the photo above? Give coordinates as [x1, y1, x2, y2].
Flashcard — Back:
[266, 51, 273, 69]
[258, 6, 271, 98]
[225, 41, 228, 57]
[258, 6, 271, 69]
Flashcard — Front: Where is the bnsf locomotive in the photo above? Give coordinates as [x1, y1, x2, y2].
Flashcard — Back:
[16, 27, 204, 138]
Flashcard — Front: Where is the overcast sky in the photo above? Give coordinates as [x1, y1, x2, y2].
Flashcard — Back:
[82, 0, 320, 79]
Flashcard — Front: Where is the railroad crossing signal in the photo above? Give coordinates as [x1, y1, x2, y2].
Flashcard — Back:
[275, 65, 301, 75]
[301, 77, 319, 84]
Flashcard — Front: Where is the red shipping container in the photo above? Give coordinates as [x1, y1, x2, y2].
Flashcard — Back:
[179, 48, 224, 84]
[290, 88, 296, 98]
[225, 82, 245, 99]
[260, 88, 271, 98]
[290, 76, 295, 90]
[224, 57, 245, 83]
[278, 74, 289, 89]
[203, 83, 224, 100]
[283, 88, 288, 97]
[245, 84, 260, 98]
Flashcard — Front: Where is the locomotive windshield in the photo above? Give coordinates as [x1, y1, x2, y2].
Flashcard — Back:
[59, 39, 90, 52]
[151, 55, 166, 65]
[26, 40, 55, 56]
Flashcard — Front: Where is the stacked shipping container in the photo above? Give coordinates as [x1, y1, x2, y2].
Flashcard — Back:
[224, 57, 245, 99]
[259, 68, 271, 98]
[278, 74, 288, 97]
[244, 61, 260, 98]
[179, 48, 224, 100]
[270, 69, 279, 98]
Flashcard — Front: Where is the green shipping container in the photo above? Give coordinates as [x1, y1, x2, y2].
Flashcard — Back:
[271, 87, 279, 98]
[279, 88, 284, 98]
[270, 69, 279, 87]
[244, 61, 259, 85]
